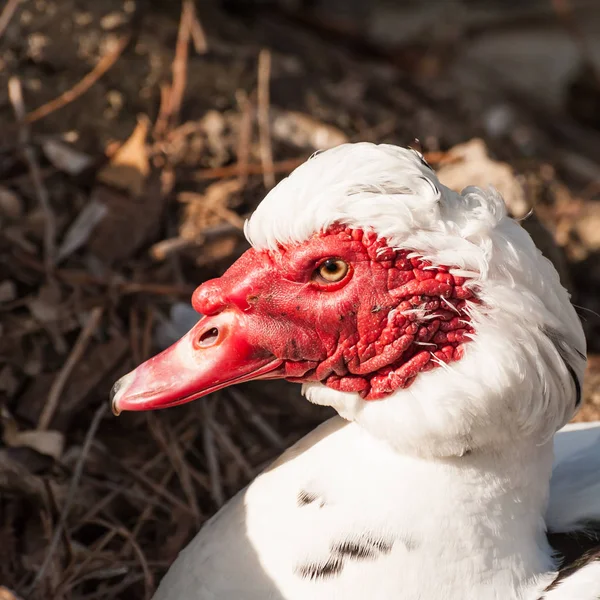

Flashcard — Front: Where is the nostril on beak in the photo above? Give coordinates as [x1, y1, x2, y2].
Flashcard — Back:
[197, 327, 219, 348]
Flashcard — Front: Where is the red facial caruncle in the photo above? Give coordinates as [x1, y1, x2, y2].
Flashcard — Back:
[111, 226, 476, 413]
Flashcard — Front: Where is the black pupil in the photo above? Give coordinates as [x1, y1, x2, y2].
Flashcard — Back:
[324, 260, 339, 273]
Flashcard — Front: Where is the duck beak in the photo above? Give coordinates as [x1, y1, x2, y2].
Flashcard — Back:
[110, 309, 283, 414]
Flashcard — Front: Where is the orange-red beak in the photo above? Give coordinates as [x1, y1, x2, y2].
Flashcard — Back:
[110, 309, 283, 414]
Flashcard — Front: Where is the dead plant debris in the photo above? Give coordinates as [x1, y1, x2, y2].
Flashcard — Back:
[0, 1, 599, 599]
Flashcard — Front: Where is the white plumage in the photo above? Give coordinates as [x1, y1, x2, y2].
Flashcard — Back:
[120, 144, 600, 599]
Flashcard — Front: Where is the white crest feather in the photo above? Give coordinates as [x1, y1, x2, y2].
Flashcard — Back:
[247, 143, 585, 455]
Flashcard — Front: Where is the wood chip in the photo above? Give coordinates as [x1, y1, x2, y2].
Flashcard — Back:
[97, 116, 150, 197]
[0, 586, 23, 600]
[87, 181, 167, 265]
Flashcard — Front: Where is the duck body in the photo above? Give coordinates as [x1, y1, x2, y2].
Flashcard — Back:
[111, 143, 599, 599]
[155, 416, 597, 600]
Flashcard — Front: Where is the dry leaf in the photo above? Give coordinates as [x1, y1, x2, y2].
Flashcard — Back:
[1, 408, 64, 460]
[271, 109, 349, 150]
[56, 199, 108, 263]
[87, 181, 167, 264]
[574, 202, 600, 253]
[5, 430, 65, 461]
[436, 139, 570, 288]
[97, 115, 150, 196]
[196, 236, 237, 266]
[436, 138, 529, 218]
[42, 139, 94, 175]
[179, 179, 243, 241]
[0, 586, 23, 600]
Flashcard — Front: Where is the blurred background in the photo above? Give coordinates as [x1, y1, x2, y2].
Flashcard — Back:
[0, 0, 599, 598]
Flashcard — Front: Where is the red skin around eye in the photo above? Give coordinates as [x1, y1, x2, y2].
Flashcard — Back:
[112, 226, 477, 414]
[192, 225, 475, 400]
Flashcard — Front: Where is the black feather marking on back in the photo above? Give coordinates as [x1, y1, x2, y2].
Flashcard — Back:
[538, 542, 600, 598]
[548, 529, 600, 569]
[331, 534, 395, 563]
[297, 490, 324, 507]
[295, 534, 398, 581]
[567, 363, 582, 408]
[295, 556, 343, 580]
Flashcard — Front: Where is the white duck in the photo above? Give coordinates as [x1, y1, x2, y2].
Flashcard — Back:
[111, 143, 600, 600]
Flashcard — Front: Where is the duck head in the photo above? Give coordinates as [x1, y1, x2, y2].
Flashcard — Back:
[111, 144, 585, 457]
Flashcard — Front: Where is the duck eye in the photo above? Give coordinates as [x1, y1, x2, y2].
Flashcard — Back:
[314, 258, 349, 283]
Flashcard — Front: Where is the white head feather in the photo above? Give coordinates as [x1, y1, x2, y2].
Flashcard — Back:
[245, 143, 586, 457]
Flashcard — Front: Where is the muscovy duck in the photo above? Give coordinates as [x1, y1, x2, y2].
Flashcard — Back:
[111, 143, 600, 600]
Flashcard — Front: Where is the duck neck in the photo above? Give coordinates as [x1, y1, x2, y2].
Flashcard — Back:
[374, 432, 556, 598]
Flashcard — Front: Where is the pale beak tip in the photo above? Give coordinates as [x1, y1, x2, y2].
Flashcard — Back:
[110, 373, 132, 416]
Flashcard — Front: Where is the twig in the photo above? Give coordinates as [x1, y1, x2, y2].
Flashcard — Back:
[0, 0, 21, 41]
[84, 518, 154, 600]
[25, 35, 130, 124]
[195, 156, 306, 181]
[14, 252, 196, 297]
[141, 305, 155, 361]
[165, 119, 204, 141]
[66, 422, 197, 550]
[257, 49, 275, 189]
[155, 0, 193, 136]
[146, 414, 201, 524]
[83, 574, 146, 600]
[117, 281, 194, 296]
[55, 529, 119, 596]
[96, 443, 198, 517]
[213, 204, 246, 229]
[228, 388, 286, 450]
[80, 477, 169, 510]
[8, 77, 57, 272]
[126, 467, 174, 555]
[179, 189, 246, 229]
[202, 400, 225, 507]
[235, 89, 253, 184]
[169, 0, 193, 127]
[129, 306, 142, 366]
[154, 82, 173, 139]
[72, 450, 173, 530]
[29, 402, 108, 592]
[150, 222, 243, 260]
[150, 236, 194, 260]
[211, 421, 254, 478]
[189, 2, 208, 54]
[37, 307, 104, 430]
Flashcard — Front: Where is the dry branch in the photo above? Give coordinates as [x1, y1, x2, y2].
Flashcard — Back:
[25, 36, 131, 124]
[257, 49, 275, 189]
[38, 307, 105, 430]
